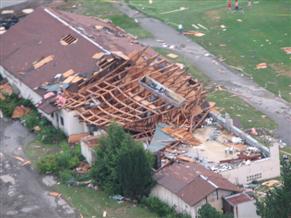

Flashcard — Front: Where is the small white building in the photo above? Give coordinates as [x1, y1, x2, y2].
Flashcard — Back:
[151, 162, 241, 218]
[223, 192, 260, 218]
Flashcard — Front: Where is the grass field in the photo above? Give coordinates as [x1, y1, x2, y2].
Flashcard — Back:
[58, 0, 151, 38]
[128, 0, 291, 102]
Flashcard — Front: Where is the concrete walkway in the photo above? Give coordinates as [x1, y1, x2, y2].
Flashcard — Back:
[116, 2, 291, 146]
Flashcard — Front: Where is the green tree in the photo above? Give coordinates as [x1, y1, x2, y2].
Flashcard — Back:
[198, 203, 233, 218]
[118, 141, 154, 200]
[90, 123, 154, 199]
[256, 161, 291, 218]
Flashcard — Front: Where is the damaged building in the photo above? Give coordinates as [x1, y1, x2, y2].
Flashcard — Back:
[0, 7, 279, 218]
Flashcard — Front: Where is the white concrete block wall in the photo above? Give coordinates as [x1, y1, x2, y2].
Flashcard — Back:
[221, 143, 280, 185]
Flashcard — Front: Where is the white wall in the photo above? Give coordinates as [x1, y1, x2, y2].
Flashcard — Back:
[151, 185, 198, 218]
[0, 66, 42, 104]
[234, 200, 260, 218]
[151, 185, 233, 218]
[221, 144, 280, 185]
[1, 66, 89, 136]
[80, 141, 96, 165]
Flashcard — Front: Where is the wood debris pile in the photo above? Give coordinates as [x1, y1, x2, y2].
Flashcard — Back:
[63, 48, 211, 140]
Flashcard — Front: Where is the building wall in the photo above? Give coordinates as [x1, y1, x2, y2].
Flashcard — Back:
[151, 185, 233, 218]
[80, 141, 96, 166]
[221, 144, 280, 185]
[151, 185, 197, 218]
[1, 66, 88, 136]
[234, 200, 260, 218]
[0, 66, 42, 104]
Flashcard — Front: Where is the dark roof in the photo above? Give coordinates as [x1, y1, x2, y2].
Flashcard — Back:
[0, 7, 141, 96]
[224, 193, 253, 206]
[154, 162, 240, 206]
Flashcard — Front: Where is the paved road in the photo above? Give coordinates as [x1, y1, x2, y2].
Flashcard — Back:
[116, 2, 291, 146]
[0, 118, 78, 218]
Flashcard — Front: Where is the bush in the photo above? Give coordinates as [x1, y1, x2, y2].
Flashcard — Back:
[0, 94, 20, 117]
[37, 126, 65, 144]
[37, 145, 81, 175]
[37, 154, 59, 174]
[22, 110, 41, 130]
[141, 197, 191, 218]
[59, 169, 76, 184]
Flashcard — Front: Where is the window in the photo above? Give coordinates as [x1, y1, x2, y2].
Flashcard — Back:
[60, 116, 64, 126]
[60, 34, 78, 45]
[247, 173, 262, 182]
[51, 113, 54, 118]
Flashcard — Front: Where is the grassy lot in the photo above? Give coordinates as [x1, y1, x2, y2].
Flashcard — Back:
[56, 185, 157, 218]
[23, 141, 157, 218]
[154, 48, 276, 130]
[154, 47, 210, 83]
[207, 90, 277, 130]
[128, 0, 291, 102]
[58, 0, 151, 38]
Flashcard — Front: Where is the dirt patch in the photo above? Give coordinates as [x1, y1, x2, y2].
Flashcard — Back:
[205, 9, 222, 21]
[270, 63, 291, 77]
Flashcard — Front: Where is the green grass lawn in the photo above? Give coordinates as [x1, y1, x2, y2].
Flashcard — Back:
[128, 0, 291, 102]
[56, 185, 158, 218]
[207, 90, 277, 130]
[58, 0, 151, 38]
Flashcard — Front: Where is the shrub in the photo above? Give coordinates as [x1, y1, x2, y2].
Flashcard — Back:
[37, 126, 65, 144]
[37, 145, 81, 175]
[22, 110, 41, 130]
[37, 154, 59, 174]
[0, 94, 20, 117]
[141, 197, 191, 218]
[59, 169, 76, 184]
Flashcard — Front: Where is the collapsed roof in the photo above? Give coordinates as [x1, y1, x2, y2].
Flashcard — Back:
[0, 7, 210, 139]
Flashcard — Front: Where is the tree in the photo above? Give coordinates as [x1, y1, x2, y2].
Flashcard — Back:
[90, 123, 154, 199]
[256, 160, 291, 218]
[198, 203, 233, 218]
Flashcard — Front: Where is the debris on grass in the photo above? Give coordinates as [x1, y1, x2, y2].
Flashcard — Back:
[237, 19, 243, 22]
[256, 63, 268, 69]
[220, 25, 226, 29]
[167, 53, 178, 59]
[160, 7, 188, 15]
[183, 31, 205, 37]
[281, 47, 291, 54]
[49, 192, 62, 198]
[197, 23, 208, 30]
[0, 83, 13, 96]
[192, 24, 199, 29]
[11, 105, 31, 119]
